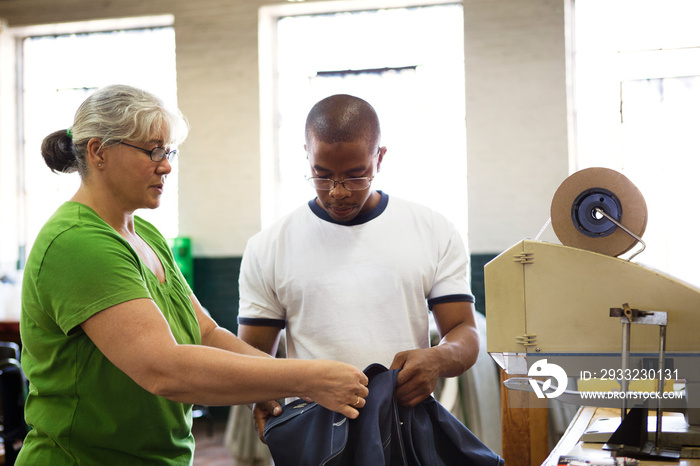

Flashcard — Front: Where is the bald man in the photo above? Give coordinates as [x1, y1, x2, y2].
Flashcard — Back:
[237, 94, 480, 435]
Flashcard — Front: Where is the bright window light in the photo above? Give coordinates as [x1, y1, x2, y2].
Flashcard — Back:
[266, 4, 468, 245]
[21, 26, 179, 261]
[575, 0, 700, 286]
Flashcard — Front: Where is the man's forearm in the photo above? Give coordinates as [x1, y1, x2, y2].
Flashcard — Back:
[435, 323, 480, 377]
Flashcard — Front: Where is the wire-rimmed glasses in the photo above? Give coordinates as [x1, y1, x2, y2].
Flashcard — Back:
[120, 141, 178, 162]
[306, 176, 374, 191]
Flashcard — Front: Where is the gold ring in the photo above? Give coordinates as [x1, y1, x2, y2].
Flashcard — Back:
[353, 397, 361, 406]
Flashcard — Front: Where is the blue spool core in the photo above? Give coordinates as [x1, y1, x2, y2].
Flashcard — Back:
[571, 188, 622, 238]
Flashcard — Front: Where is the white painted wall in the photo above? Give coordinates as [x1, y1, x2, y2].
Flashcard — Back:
[464, 0, 572, 253]
[0, 0, 573, 258]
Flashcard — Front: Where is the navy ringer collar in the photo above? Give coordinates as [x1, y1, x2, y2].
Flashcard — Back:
[308, 191, 389, 226]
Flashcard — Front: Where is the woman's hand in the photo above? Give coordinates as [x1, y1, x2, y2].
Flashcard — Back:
[302, 360, 369, 419]
[252, 360, 368, 443]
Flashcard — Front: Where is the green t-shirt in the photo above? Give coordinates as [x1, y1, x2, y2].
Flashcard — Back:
[18, 202, 201, 465]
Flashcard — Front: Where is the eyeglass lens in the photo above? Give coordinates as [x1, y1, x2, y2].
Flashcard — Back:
[151, 148, 166, 161]
[151, 148, 178, 162]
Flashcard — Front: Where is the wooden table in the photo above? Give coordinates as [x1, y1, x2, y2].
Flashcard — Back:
[0, 321, 20, 345]
[543, 406, 700, 466]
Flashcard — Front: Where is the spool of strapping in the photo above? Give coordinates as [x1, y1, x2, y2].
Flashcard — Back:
[550, 167, 648, 257]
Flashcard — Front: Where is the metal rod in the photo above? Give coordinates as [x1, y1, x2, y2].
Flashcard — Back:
[621, 319, 631, 419]
[655, 325, 667, 448]
[594, 207, 646, 260]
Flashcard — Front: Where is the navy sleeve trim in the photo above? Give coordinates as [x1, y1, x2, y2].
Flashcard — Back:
[427, 294, 475, 311]
[237, 317, 287, 329]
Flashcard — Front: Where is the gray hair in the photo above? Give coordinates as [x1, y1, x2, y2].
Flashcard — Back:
[41, 84, 189, 175]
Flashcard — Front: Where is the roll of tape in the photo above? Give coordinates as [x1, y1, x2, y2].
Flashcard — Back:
[551, 167, 647, 256]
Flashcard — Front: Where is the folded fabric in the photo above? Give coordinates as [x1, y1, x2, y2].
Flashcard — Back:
[264, 363, 504, 466]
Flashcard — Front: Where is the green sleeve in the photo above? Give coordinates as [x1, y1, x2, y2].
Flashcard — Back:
[36, 224, 152, 335]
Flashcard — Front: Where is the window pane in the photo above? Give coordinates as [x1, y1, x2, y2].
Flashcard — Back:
[21, 27, 179, 262]
[575, 0, 700, 286]
[270, 5, 467, 244]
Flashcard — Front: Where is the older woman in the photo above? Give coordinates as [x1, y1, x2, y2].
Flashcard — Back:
[17, 84, 367, 465]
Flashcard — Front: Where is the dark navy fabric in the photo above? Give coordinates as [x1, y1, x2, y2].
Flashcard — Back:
[264, 363, 504, 466]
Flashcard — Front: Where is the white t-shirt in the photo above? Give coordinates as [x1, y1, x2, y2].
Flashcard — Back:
[238, 192, 473, 370]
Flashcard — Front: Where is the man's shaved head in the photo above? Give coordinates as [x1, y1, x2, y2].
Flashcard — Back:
[305, 94, 381, 151]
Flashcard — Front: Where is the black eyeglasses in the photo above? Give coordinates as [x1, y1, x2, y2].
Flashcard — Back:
[306, 176, 374, 191]
[120, 142, 178, 162]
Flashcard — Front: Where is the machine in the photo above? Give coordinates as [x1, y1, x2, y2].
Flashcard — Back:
[485, 167, 700, 458]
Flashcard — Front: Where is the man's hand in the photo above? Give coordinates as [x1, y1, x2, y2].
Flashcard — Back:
[389, 349, 441, 407]
[390, 301, 480, 407]
[252, 400, 282, 443]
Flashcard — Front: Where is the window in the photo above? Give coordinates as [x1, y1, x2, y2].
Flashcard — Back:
[260, 2, 468, 245]
[575, 0, 700, 286]
[4, 17, 178, 271]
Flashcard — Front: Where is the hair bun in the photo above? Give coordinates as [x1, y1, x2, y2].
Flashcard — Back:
[41, 129, 78, 173]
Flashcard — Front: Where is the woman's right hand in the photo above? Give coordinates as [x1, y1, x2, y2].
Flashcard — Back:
[302, 360, 369, 419]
